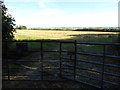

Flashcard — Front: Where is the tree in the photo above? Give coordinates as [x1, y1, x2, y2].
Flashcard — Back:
[1, 2, 16, 41]
[1, 2, 16, 57]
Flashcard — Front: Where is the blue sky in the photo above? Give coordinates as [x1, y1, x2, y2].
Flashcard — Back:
[4, 0, 119, 28]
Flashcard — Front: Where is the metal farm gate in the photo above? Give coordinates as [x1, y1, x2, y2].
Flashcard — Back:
[3, 40, 120, 89]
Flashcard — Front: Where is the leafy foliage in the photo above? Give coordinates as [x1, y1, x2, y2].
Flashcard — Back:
[1, 2, 16, 58]
[2, 2, 16, 41]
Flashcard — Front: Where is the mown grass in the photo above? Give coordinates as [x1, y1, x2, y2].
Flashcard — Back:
[14, 30, 118, 41]
[13, 30, 119, 52]
[4, 29, 116, 53]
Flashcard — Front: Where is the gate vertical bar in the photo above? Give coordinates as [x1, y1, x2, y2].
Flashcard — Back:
[6, 41, 10, 80]
[74, 40, 77, 80]
[59, 42, 62, 77]
[41, 42, 43, 80]
[101, 45, 106, 88]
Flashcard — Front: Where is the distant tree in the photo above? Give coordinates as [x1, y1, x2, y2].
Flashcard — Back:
[17, 25, 27, 29]
[15, 25, 19, 29]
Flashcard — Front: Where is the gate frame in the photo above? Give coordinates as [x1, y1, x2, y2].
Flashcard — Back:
[3, 40, 120, 89]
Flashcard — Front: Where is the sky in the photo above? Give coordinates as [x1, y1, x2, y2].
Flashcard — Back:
[4, 0, 119, 28]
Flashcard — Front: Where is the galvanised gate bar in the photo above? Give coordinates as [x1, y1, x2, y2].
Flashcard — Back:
[3, 40, 120, 89]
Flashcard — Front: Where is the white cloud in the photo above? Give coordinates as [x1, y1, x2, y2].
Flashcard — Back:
[38, 1, 46, 8]
[15, 8, 117, 28]
[39, 2, 46, 8]
[33, 8, 64, 16]
[10, 0, 117, 27]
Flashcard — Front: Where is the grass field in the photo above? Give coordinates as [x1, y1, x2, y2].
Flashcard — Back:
[14, 30, 118, 42]
[12, 29, 119, 55]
